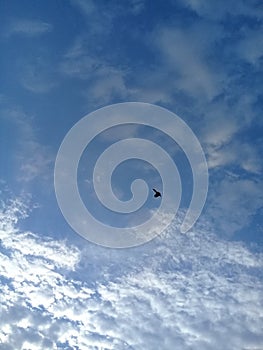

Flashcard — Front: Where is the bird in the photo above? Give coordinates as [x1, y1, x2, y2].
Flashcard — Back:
[152, 188, 161, 198]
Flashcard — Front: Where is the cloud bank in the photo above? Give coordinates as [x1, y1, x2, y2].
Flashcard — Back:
[0, 196, 262, 349]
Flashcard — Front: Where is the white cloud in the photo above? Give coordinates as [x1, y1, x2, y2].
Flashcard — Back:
[71, 0, 95, 16]
[198, 91, 261, 175]
[60, 46, 101, 79]
[1, 2, 262, 348]
[0, 194, 262, 349]
[129, 0, 145, 15]
[236, 28, 263, 66]
[4, 19, 52, 38]
[61, 21, 227, 107]
[239, 143, 262, 174]
[17, 141, 53, 182]
[18, 54, 57, 94]
[71, 0, 145, 30]
[70, 0, 115, 36]
[1, 107, 54, 183]
[20, 68, 56, 94]
[152, 23, 225, 101]
[94, 19, 224, 106]
[207, 178, 263, 235]
[60, 37, 130, 106]
[86, 67, 128, 105]
[201, 104, 240, 148]
[181, 0, 263, 21]
[207, 140, 262, 174]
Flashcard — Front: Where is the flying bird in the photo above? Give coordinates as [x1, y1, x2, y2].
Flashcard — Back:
[152, 188, 161, 198]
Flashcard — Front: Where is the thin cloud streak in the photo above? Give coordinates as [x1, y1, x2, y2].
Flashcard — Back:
[4, 19, 53, 38]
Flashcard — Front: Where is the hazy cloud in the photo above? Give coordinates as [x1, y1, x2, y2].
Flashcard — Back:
[4, 19, 52, 38]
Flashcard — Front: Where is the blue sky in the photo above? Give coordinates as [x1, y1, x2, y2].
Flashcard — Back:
[0, 0, 263, 349]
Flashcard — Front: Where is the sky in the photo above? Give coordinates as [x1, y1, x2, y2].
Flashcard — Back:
[0, 0, 263, 349]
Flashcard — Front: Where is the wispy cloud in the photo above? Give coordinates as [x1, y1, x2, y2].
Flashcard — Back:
[70, 0, 115, 35]
[1, 107, 54, 184]
[153, 24, 225, 101]
[129, 0, 145, 15]
[20, 67, 57, 94]
[4, 19, 53, 38]
[206, 140, 262, 174]
[235, 27, 263, 66]
[71, 0, 145, 32]
[180, 0, 263, 21]
[18, 54, 58, 94]
[207, 177, 263, 236]
[60, 37, 130, 105]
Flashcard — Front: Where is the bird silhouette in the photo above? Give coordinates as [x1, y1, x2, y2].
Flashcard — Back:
[152, 188, 161, 198]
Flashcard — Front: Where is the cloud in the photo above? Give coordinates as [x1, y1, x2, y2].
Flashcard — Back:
[60, 20, 225, 107]
[59, 3, 261, 111]
[71, 0, 95, 16]
[0, 107, 54, 184]
[153, 24, 225, 101]
[17, 145, 53, 182]
[1, 4, 261, 345]
[71, 0, 145, 30]
[70, 0, 115, 35]
[60, 37, 130, 105]
[85, 67, 128, 105]
[128, 0, 145, 15]
[0, 194, 262, 349]
[207, 178, 263, 236]
[20, 66, 56, 94]
[195, 81, 261, 176]
[180, 0, 263, 21]
[206, 140, 262, 174]
[18, 54, 58, 94]
[201, 103, 240, 149]
[4, 19, 52, 38]
[236, 28, 263, 66]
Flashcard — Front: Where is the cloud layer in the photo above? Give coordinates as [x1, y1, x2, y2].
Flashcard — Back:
[0, 197, 262, 349]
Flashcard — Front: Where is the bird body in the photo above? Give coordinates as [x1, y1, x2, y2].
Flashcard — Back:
[152, 188, 161, 198]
